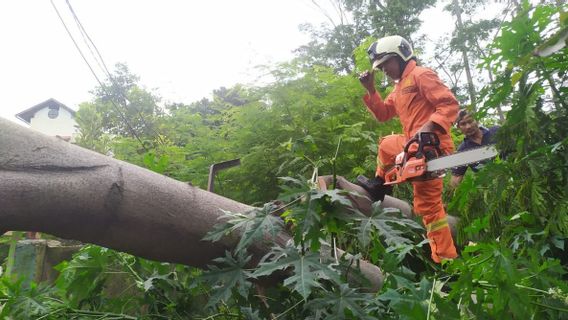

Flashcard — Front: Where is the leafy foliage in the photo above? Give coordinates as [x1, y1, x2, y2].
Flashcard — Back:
[452, 1, 568, 244]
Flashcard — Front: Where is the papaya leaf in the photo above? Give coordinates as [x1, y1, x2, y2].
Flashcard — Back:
[305, 284, 376, 320]
[203, 204, 284, 254]
[0, 278, 55, 319]
[142, 272, 176, 292]
[356, 203, 422, 248]
[277, 176, 312, 202]
[378, 277, 433, 319]
[54, 245, 113, 309]
[311, 189, 352, 207]
[240, 306, 263, 320]
[200, 251, 252, 308]
[253, 245, 340, 299]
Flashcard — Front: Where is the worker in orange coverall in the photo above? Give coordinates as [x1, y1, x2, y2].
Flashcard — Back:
[358, 35, 459, 263]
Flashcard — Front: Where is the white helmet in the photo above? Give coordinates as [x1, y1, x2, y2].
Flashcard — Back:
[367, 35, 414, 70]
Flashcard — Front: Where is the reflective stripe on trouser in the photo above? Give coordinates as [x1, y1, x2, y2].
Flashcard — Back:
[375, 134, 457, 263]
[413, 178, 457, 263]
[375, 134, 406, 178]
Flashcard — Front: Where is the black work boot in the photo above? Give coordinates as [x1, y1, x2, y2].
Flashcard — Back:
[355, 175, 393, 202]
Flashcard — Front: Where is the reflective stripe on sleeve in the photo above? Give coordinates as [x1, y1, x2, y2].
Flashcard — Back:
[426, 217, 449, 233]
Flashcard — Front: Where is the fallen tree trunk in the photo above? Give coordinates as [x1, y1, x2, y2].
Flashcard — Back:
[0, 118, 383, 290]
[318, 175, 460, 240]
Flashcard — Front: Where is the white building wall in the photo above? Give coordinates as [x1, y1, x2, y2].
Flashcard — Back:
[29, 107, 78, 138]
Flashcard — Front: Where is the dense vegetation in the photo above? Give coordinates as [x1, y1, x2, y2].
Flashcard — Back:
[1, 0, 567, 318]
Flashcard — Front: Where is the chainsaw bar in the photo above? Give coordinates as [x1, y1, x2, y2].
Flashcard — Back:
[426, 145, 498, 172]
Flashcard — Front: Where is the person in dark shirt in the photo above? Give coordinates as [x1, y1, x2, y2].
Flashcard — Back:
[449, 110, 500, 189]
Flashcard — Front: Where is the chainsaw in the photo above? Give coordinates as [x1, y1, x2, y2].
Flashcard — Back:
[384, 132, 498, 185]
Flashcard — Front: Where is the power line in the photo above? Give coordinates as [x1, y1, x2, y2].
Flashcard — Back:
[50, 0, 147, 150]
[64, 0, 166, 146]
[65, 0, 111, 76]
[67, 3, 107, 77]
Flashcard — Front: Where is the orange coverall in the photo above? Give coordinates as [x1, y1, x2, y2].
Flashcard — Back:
[363, 60, 459, 262]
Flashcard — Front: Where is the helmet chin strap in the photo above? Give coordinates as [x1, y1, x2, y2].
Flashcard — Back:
[397, 58, 409, 79]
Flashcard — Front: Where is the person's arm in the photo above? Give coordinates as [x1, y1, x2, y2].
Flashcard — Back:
[416, 69, 459, 134]
[415, 120, 444, 137]
[359, 70, 397, 122]
[449, 174, 464, 191]
[449, 158, 467, 191]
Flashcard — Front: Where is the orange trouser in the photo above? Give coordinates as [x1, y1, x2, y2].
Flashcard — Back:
[376, 134, 457, 263]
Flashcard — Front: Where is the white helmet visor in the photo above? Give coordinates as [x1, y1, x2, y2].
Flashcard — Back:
[371, 53, 398, 70]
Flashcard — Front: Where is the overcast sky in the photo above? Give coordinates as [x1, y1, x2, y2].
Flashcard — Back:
[0, 1, 451, 124]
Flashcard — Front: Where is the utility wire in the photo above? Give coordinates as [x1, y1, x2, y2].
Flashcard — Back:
[50, 0, 147, 150]
[67, 3, 107, 77]
[64, 0, 166, 146]
[65, 0, 111, 76]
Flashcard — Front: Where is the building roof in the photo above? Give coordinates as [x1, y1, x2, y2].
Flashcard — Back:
[15, 98, 76, 124]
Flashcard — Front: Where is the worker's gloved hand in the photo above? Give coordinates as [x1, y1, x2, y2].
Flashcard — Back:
[356, 175, 393, 202]
[414, 121, 444, 140]
[358, 70, 376, 94]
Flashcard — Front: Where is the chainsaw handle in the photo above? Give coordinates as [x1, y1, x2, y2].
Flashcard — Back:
[403, 132, 442, 159]
[417, 132, 440, 148]
[403, 137, 419, 154]
[417, 132, 441, 158]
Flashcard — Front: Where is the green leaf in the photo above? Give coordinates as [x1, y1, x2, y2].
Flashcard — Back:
[54, 245, 113, 309]
[203, 204, 284, 254]
[511, 71, 523, 86]
[0, 278, 57, 319]
[143, 152, 170, 174]
[305, 284, 376, 319]
[200, 251, 252, 307]
[240, 306, 263, 320]
[253, 245, 340, 299]
[142, 273, 174, 292]
[378, 277, 456, 319]
[311, 189, 353, 207]
[356, 202, 422, 248]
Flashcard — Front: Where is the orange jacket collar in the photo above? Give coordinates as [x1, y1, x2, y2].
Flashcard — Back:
[401, 60, 417, 80]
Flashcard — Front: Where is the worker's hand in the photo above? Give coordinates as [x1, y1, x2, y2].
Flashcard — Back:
[414, 121, 443, 139]
[358, 70, 376, 95]
[418, 121, 437, 134]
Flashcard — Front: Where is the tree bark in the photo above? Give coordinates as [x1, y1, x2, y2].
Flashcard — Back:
[0, 118, 383, 289]
[318, 175, 459, 241]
